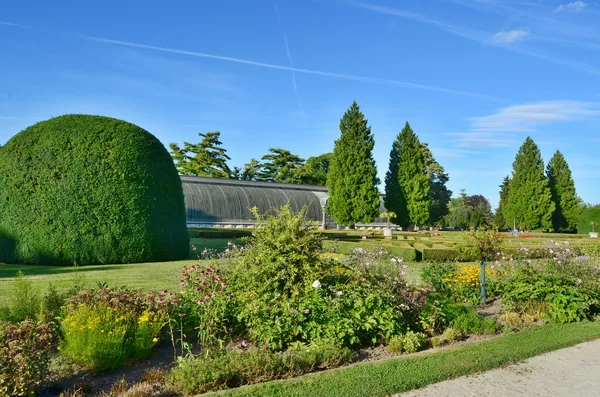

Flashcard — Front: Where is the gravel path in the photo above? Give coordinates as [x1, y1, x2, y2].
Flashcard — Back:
[396, 339, 600, 397]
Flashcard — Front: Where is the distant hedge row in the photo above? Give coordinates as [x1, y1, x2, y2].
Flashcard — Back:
[0, 115, 189, 265]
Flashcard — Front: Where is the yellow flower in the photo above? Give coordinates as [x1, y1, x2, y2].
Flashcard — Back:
[152, 337, 159, 343]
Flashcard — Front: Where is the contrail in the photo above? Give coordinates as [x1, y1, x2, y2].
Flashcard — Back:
[274, 2, 306, 118]
[85, 36, 502, 101]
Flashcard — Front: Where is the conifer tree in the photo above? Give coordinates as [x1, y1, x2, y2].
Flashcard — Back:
[547, 150, 581, 231]
[327, 102, 380, 227]
[169, 131, 231, 178]
[505, 137, 554, 230]
[494, 176, 510, 229]
[384, 122, 430, 228]
[422, 142, 451, 225]
[256, 148, 304, 183]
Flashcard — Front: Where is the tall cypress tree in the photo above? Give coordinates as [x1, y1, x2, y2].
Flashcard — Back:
[505, 137, 554, 230]
[495, 176, 511, 229]
[327, 102, 380, 227]
[547, 150, 581, 231]
[384, 122, 430, 228]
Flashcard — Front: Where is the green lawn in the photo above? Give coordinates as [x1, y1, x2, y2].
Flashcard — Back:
[205, 321, 600, 397]
[0, 237, 239, 306]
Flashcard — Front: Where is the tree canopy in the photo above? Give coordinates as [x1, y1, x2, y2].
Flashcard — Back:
[445, 189, 492, 229]
[504, 137, 554, 230]
[256, 148, 305, 183]
[494, 176, 511, 229]
[327, 102, 380, 227]
[547, 150, 581, 231]
[169, 131, 232, 178]
[422, 142, 451, 226]
[384, 122, 430, 228]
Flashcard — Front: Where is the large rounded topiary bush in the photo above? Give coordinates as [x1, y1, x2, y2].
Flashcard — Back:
[0, 114, 189, 265]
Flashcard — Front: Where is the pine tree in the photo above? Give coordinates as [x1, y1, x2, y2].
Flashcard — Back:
[505, 137, 554, 230]
[384, 122, 430, 228]
[327, 102, 380, 227]
[256, 148, 305, 183]
[547, 150, 581, 231]
[169, 131, 231, 178]
[494, 176, 510, 229]
[232, 158, 261, 181]
[422, 142, 451, 226]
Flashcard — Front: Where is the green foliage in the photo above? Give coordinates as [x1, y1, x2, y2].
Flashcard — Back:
[60, 287, 166, 371]
[578, 204, 600, 234]
[500, 258, 600, 324]
[547, 151, 581, 231]
[0, 320, 55, 397]
[0, 114, 189, 265]
[494, 176, 511, 229]
[450, 309, 498, 335]
[504, 137, 555, 230]
[327, 102, 380, 227]
[419, 247, 458, 262]
[169, 131, 232, 178]
[230, 205, 413, 349]
[440, 327, 463, 343]
[4, 271, 42, 322]
[232, 158, 261, 181]
[229, 204, 325, 349]
[167, 340, 356, 395]
[299, 153, 332, 186]
[422, 262, 456, 292]
[456, 229, 504, 262]
[256, 148, 305, 183]
[445, 190, 493, 229]
[386, 331, 427, 354]
[422, 143, 452, 226]
[179, 263, 234, 354]
[384, 122, 430, 228]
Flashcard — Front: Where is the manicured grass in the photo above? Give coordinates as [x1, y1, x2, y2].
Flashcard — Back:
[0, 237, 239, 306]
[205, 321, 600, 397]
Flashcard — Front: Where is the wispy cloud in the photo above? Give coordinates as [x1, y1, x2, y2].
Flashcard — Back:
[274, 3, 306, 118]
[469, 100, 600, 132]
[343, 1, 600, 75]
[85, 36, 499, 101]
[556, 1, 588, 12]
[492, 28, 530, 44]
[0, 20, 30, 28]
[445, 132, 517, 147]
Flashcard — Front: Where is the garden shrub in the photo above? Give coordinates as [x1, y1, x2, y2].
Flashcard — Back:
[60, 287, 166, 371]
[450, 308, 499, 335]
[420, 247, 457, 262]
[230, 205, 413, 350]
[422, 262, 456, 292]
[402, 331, 428, 353]
[167, 340, 355, 395]
[0, 114, 189, 265]
[0, 320, 55, 397]
[4, 271, 41, 322]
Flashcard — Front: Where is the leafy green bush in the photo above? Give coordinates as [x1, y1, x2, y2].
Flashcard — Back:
[450, 309, 498, 335]
[500, 257, 600, 323]
[230, 205, 412, 350]
[0, 320, 55, 397]
[402, 331, 428, 353]
[420, 247, 457, 262]
[167, 340, 355, 395]
[60, 287, 166, 371]
[3, 271, 41, 322]
[0, 114, 189, 265]
[422, 262, 456, 292]
[578, 204, 600, 234]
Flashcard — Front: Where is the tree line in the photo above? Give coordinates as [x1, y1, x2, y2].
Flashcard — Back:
[170, 102, 586, 231]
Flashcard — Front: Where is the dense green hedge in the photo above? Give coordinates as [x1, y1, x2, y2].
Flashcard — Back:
[188, 229, 253, 239]
[578, 205, 600, 234]
[0, 115, 189, 265]
[414, 243, 457, 262]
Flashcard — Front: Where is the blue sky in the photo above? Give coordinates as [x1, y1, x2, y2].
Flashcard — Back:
[1, 0, 599, 208]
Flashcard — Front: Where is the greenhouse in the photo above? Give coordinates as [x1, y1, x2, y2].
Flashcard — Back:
[180, 176, 387, 229]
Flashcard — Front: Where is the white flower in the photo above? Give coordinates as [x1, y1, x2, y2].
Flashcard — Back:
[336, 290, 343, 296]
[312, 280, 321, 288]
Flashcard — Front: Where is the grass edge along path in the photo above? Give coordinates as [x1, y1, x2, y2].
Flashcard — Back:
[204, 321, 600, 397]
